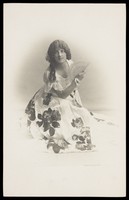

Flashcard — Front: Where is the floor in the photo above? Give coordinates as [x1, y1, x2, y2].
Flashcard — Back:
[3, 107, 126, 197]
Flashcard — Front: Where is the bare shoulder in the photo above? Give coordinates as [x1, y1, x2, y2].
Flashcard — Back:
[67, 59, 74, 66]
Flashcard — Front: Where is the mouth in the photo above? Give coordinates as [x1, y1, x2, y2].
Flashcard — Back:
[58, 57, 63, 60]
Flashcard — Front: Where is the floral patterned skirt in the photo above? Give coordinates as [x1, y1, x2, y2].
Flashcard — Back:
[24, 92, 96, 153]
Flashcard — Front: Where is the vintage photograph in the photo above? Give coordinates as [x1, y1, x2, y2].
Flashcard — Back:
[4, 3, 126, 196]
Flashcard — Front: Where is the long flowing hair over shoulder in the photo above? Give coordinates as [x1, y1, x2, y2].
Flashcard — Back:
[46, 40, 72, 83]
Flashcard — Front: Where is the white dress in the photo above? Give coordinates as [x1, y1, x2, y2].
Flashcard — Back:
[24, 60, 114, 153]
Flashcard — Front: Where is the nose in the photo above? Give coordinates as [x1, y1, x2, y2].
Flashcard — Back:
[58, 51, 62, 56]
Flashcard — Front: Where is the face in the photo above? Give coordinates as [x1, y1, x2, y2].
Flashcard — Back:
[54, 48, 67, 64]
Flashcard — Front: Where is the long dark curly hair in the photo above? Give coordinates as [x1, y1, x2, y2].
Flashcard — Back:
[46, 40, 72, 83]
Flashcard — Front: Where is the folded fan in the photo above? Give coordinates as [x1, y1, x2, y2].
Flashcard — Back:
[70, 61, 89, 79]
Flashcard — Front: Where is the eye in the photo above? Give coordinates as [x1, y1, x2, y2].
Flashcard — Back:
[60, 49, 64, 53]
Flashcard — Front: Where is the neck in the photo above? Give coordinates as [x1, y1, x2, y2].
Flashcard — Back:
[55, 60, 67, 69]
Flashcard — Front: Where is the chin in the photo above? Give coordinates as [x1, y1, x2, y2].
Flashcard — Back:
[57, 60, 65, 64]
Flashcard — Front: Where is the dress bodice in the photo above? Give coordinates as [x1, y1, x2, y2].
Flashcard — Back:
[55, 72, 71, 89]
[43, 59, 73, 93]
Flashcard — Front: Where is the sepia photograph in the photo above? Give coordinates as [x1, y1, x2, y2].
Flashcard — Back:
[3, 3, 126, 197]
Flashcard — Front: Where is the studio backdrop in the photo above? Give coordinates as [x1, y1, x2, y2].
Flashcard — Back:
[4, 3, 126, 117]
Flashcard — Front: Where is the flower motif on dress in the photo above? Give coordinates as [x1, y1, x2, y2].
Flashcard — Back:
[36, 108, 61, 136]
[71, 118, 95, 151]
[43, 93, 52, 105]
[47, 137, 70, 153]
[25, 99, 36, 121]
[71, 117, 84, 128]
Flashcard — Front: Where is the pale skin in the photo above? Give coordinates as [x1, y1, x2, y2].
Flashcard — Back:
[50, 48, 86, 99]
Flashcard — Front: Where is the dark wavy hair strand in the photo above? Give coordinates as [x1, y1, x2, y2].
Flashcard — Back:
[46, 40, 72, 83]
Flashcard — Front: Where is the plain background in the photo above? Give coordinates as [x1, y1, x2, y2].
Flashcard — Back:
[4, 3, 126, 197]
[4, 3, 126, 115]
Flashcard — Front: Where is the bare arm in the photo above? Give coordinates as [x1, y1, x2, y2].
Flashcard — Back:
[50, 71, 86, 99]
[50, 79, 77, 99]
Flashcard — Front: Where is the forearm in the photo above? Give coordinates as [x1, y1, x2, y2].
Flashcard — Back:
[50, 80, 77, 99]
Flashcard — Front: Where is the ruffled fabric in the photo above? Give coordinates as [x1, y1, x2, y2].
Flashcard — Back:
[23, 60, 115, 153]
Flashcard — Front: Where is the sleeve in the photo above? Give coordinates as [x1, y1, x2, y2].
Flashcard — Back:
[68, 59, 74, 66]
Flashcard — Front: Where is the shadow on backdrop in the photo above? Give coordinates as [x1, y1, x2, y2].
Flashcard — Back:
[15, 39, 113, 115]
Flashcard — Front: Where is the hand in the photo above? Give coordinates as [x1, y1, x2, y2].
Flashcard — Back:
[75, 71, 86, 81]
